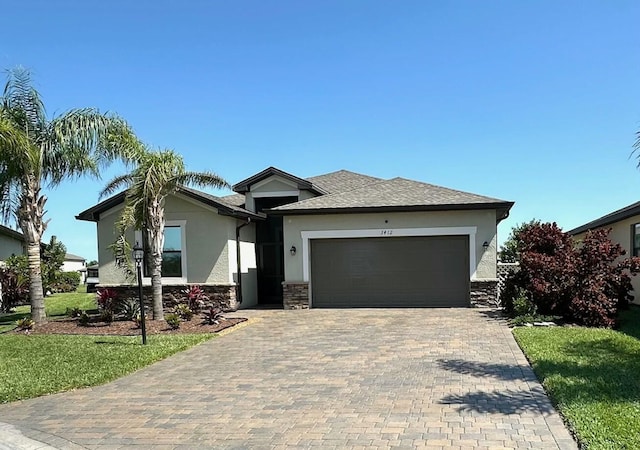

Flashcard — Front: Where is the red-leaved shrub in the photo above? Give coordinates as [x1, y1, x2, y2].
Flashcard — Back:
[502, 223, 640, 327]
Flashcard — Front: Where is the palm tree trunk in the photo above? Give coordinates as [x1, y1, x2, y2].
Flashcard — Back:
[26, 241, 45, 322]
[19, 177, 47, 323]
[147, 203, 165, 320]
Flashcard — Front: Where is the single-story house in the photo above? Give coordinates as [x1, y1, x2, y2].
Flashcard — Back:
[62, 253, 87, 283]
[76, 167, 514, 309]
[0, 224, 25, 262]
[568, 201, 640, 303]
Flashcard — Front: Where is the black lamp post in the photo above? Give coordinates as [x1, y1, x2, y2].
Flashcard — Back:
[133, 242, 147, 345]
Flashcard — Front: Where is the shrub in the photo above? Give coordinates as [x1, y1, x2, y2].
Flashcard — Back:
[78, 311, 91, 326]
[16, 317, 35, 331]
[174, 303, 194, 321]
[100, 310, 114, 324]
[203, 306, 224, 325]
[182, 285, 208, 312]
[96, 288, 120, 314]
[165, 313, 181, 329]
[51, 271, 81, 293]
[502, 222, 640, 327]
[512, 290, 536, 317]
[118, 298, 141, 321]
[66, 307, 83, 318]
[0, 266, 29, 313]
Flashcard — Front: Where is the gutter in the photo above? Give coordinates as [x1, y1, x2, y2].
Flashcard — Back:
[235, 218, 252, 305]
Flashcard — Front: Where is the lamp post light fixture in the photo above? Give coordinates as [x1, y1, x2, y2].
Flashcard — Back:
[133, 242, 147, 345]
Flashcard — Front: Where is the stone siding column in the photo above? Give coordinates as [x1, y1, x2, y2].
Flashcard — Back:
[470, 280, 499, 307]
[282, 282, 309, 309]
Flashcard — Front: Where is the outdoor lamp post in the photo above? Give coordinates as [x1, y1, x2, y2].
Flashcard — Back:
[133, 242, 147, 345]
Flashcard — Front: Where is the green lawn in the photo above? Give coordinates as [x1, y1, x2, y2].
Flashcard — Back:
[0, 287, 215, 403]
[0, 286, 97, 333]
[513, 307, 640, 450]
[0, 333, 214, 403]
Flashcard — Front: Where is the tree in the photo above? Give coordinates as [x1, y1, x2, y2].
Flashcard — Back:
[498, 219, 541, 262]
[100, 148, 229, 320]
[0, 67, 134, 322]
[41, 235, 66, 293]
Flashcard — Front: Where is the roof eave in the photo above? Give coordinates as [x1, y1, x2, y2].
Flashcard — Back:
[76, 192, 127, 222]
[568, 204, 640, 235]
[268, 202, 515, 216]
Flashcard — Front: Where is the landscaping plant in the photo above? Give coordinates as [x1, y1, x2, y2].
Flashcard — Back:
[501, 222, 640, 327]
[165, 313, 181, 329]
[182, 285, 208, 312]
[174, 303, 194, 321]
[15, 317, 35, 331]
[96, 288, 120, 315]
[0, 266, 28, 313]
[117, 298, 141, 321]
[204, 306, 224, 325]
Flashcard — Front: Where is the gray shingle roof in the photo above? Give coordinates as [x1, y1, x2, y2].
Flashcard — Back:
[220, 193, 246, 207]
[65, 253, 86, 261]
[270, 177, 513, 217]
[306, 170, 383, 194]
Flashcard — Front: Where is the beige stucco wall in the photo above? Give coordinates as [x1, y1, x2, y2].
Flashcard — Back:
[0, 234, 24, 261]
[282, 209, 499, 283]
[573, 213, 640, 304]
[96, 194, 242, 287]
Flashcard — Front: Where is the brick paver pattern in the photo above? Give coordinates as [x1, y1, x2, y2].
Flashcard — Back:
[0, 309, 577, 449]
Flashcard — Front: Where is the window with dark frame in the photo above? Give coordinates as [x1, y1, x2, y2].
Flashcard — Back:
[143, 225, 183, 277]
[634, 224, 640, 257]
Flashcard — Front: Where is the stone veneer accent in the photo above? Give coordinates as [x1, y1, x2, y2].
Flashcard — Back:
[470, 280, 498, 307]
[282, 282, 309, 309]
[98, 284, 239, 312]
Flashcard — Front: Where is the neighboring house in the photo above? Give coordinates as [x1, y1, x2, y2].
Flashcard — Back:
[62, 253, 87, 283]
[76, 167, 514, 309]
[0, 224, 26, 262]
[86, 264, 99, 292]
[568, 201, 640, 304]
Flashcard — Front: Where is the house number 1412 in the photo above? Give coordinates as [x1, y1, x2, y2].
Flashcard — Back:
[380, 230, 393, 236]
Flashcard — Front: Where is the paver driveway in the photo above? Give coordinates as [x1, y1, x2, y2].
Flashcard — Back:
[0, 309, 576, 449]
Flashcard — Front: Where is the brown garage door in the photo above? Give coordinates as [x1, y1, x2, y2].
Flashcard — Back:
[310, 235, 470, 307]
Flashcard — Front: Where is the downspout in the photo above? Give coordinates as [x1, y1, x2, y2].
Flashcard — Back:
[235, 218, 251, 305]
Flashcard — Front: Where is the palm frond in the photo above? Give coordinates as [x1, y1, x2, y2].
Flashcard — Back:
[172, 171, 230, 190]
[99, 173, 135, 199]
[2, 67, 46, 136]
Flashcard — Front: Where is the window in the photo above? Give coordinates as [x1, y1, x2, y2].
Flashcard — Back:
[634, 224, 640, 257]
[139, 222, 186, 279]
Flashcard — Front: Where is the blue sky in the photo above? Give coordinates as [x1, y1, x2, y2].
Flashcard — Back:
[1, 1, 639, 261]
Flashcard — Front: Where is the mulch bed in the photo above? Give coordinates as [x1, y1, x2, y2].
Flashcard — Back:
[12, 316, 247, 336]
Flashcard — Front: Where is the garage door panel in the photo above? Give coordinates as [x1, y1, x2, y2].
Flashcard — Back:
[311, 236, 469, 308]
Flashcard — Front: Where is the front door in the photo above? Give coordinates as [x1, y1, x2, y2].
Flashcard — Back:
[255, 197, 297, 305]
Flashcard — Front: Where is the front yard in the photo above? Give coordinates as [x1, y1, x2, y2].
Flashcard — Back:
[514, 307, 640, 449]
[0, 287, 225, 403]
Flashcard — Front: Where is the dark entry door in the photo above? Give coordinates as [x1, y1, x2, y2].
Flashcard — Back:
[255, 197, 297, 305]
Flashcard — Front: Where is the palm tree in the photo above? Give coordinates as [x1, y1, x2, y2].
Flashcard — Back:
[100, 148, 229, 320]
[0, 67, 134, 323]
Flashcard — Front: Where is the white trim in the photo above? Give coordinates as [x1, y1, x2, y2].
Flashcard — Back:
[300, 226, 478, 282]
[134, 220, 188, 283]
[251, 190, 300, 198]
